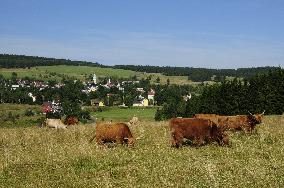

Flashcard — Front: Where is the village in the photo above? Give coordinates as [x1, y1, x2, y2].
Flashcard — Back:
[4, 73, 157, 107]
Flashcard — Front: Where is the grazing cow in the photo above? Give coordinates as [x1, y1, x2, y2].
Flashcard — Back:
[194, 112, 264, 133]
[64, 116, 79, 125]
[43, 118, 67, 129]
[90, 122, 135, 147]
[169, 118, 229, 148]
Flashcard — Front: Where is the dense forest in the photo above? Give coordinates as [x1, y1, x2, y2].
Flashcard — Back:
[155, 69, 284, 120]
[1, 54, 281, 82]
[0, 54, 105, 68]
[114, 65, 281, 81]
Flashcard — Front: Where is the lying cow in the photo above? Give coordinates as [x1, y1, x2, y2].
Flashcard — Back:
[194, 112, 264, 133]
[90, 122, 135, 147]
[129, 115, 139, 126]
[43, 118, 67, 129]
[169, 118, 229, 148]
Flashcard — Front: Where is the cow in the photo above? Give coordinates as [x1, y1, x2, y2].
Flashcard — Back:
[90, 122, 135, 147]
[43, 118, 67, 129]
[129, 115, 139, 126]
[169, 118, 229, 148]
[194, 112, 264, 133]
[64, 116, 79, 125]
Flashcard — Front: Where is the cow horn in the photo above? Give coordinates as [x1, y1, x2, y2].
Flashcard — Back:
[261, 110, 265, 115]
[248, 111, 253, 116]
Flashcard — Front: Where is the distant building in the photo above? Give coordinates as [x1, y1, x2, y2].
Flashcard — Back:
[93, 74, 97, 84]
[148, 89, 155, 100]
[133, 98, 149, 107]
[91, 99, 105, 107]
[136, 88, 145, 93]
[183, 93, 192, 101]
[28, 92, 36, 102]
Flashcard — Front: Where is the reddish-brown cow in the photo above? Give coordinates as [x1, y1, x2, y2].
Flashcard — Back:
[90, 122, 135, 147]
[64, 116, 79, 125]
[194, 113, 264, 133]
[169, 118, 229, 148]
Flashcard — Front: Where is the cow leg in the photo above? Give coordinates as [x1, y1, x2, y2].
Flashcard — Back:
[171, 132, 182, 148]
[116, 137, 123, 145]
[195, 137, 204, 147]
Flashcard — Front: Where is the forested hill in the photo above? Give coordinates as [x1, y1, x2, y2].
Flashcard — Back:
[0, 54, 281, 81]
[113, 65, 281, 81]
[0, 54, 106, 68]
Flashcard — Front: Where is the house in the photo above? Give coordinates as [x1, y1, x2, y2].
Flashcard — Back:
[136, 88, 145, 93]
[28, 92, 36, 102]
[11, 85, 20, 90]
[91, 99, 105, 107]
[148, 89, 155, 100]
[133, 98, 149, 107]
[42, 102, 52, 114]
[183, 93, 192, 101]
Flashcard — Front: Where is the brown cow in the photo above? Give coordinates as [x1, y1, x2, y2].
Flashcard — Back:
[194, 112, 264, 133]
[169, 118, 229, 148]
[64, 116, 79, 125]
[90, 122, 135, 147]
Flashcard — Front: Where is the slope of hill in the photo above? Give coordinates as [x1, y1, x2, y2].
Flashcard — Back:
[0, 65, 139, 82]
[0, 54, 281, 83]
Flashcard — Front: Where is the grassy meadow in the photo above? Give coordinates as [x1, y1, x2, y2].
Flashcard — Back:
[0, 104, 284, 187]
[0, 65, 139, 82]
[90, 107, 157, 122]
[0, 65, 195, 85]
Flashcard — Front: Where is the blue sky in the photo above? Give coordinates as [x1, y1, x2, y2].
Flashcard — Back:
[0, 0, 284, 68]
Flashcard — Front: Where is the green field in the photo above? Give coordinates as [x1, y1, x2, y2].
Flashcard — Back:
[0, 104, 284, 187]
[0, 65, 139, 82]
[0, 65, 195, 85]
[90, 107, 157, 122]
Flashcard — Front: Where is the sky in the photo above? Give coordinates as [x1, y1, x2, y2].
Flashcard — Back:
[0, 0, 284, 68]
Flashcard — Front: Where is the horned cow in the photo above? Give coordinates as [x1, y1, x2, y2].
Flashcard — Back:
[90, 122, 135, 147]
[169, 118, 229, 148]
[195, 112, 264, 133]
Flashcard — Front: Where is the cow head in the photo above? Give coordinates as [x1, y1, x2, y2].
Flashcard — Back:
[124, 137, 135, 147]
[248, 110, 265, 124]
[127, 137, 135, 147]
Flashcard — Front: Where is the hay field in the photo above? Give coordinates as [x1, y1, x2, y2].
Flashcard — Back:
[0, 115, 284, 187]
[0, 66, 197, 85]
[0, 65, 139, 82]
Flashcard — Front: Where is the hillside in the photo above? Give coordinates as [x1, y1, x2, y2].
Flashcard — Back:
[0, 54, 281, 83]
[0, 65, 140, 82]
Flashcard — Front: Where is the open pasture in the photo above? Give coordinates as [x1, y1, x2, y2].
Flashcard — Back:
[0, 65, 197, 85]
[91, 107, 157, 122]
[0, 65, 139, 82]
[0, 114, 283, 187]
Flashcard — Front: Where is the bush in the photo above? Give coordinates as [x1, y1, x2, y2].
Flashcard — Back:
[24, 109, 35, 116]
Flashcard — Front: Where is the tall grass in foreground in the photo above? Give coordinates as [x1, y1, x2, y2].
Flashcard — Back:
[0, 116, 284, 187]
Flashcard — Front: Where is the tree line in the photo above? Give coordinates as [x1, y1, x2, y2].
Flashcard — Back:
[114, 65, 280, 81]
[0, 54, 105, 68]
[1, 54, 280, 82]
[155, 68, 284, 120]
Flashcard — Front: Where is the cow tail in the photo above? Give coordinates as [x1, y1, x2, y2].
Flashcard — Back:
[89, 134, 96, 143]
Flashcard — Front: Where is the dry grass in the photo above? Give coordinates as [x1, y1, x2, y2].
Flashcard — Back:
[0, 116, 284, 187]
